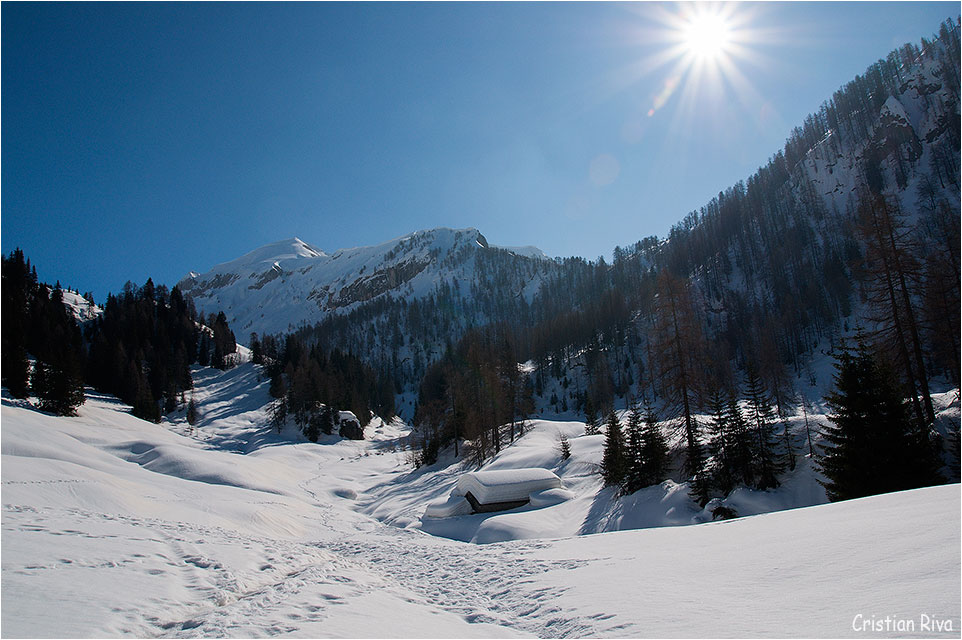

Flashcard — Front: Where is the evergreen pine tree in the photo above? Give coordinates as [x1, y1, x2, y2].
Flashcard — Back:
[131, 367, 160, 423]
[186, 397, 199, 426]
[269, 369, 287, 399]
[33, 359, 85, 417]
[198, 332, 211, 367]
[31, 360, 49, 404]
[688, 456, 713, 507]
[682, 413, 712, 506]
[584, 401, 600, 436]
[819, 339, 943, 501]
[706, 388, 734, 494]
[211, 311, 236, 370]
[601, 409, 627, 487]
[744, 367, 782, 490]
[640, 400, 671, 487]
[724, 397, 755, 488]
[3, 344, 31, 399]
[269, 397, 287, 433]
[622, 399, 646, 494]
[1, 250, 32, 397]
[782, 420, 797, 472]
[250, 332, 263, 365]
[558, 432, 571, 460]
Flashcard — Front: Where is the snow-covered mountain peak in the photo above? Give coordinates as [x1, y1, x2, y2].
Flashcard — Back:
[224, 237, 326, 270]
[177, 227, 553, 336]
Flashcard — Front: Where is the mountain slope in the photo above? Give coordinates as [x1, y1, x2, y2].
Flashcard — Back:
[179, 228, 555, 337]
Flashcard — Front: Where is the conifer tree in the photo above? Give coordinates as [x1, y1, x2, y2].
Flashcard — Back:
[32, 358, 85, 417]
[744, 367, 782, 490]
[601, 409, 627, 487]
[3, 344, 31, 399]
[250, 332, 263, 365]
[622, 399, 646, 493]
[706, 388, 734, 494]
[650, 270, 709, 504]
[640, 400, 671, 487]
[269, 369, 287, 399]
[132, 370, 160, 423]
[1, 249, 32, 398]
[558, 433, 571, 460]
[857, 191, 935, 425]
[584, 401, 600, 436]
[198, 332, 211, 367]
[30, 360, 49, 405]
[782, 420, 797, 472]
[688, 460, 713, 507]
[186, 397, 199, 426]
[269, 397, 287, 433]
[819, 339, 942, 502]
[724, 397, 755, 488]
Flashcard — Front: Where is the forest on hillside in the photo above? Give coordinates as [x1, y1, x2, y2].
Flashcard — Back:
[307, 20, 960, 489]
[1, 251, 390, 442]
[293, 21, 959, 423]
[2, 249, 231, 421]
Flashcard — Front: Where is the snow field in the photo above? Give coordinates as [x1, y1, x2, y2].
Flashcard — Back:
[3, 362, 959, 637]
[1, 385, 517, 637]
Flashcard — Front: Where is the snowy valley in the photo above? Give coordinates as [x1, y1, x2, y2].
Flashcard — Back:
[3, 14, 960, 640]
[2, 356, 960, 638]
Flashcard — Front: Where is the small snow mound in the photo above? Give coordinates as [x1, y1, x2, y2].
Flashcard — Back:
[423, 495, 472, 519]
[528, 487, 574, 508]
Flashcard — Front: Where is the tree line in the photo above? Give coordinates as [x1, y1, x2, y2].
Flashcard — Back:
[254, 332, 395, 442]
[2, 249, 237, 420]
[410, 325, 535, 467]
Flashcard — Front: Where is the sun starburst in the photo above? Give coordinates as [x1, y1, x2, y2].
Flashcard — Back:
[606, 1, 776, 130]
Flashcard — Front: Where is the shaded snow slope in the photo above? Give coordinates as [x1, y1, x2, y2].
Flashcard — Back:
[3, 366, 959, 637]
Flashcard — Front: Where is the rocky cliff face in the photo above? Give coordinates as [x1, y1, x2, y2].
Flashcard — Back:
[800, 46, 958, 215]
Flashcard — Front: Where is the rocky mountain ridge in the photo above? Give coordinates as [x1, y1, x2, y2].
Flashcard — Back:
[179, 228, 555, 337]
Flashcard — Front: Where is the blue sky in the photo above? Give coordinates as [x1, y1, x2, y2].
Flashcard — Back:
[2, 2, 956, 301]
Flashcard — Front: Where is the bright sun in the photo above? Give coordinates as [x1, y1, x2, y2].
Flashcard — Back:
[683, 12, 732, 60]
[615, 2, 766, 120]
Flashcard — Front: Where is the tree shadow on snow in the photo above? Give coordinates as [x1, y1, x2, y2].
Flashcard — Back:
[578, 485, 620, 536]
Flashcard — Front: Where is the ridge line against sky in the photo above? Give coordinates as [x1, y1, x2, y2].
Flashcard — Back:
[2, 2, 957, 301]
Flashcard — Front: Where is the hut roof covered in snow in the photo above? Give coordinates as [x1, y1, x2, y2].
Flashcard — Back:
[454, 468, 561, 506]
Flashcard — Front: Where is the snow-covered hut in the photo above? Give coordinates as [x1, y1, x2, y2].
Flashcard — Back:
[455, 468, 562, 513]
[423, 468, 567, 518]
